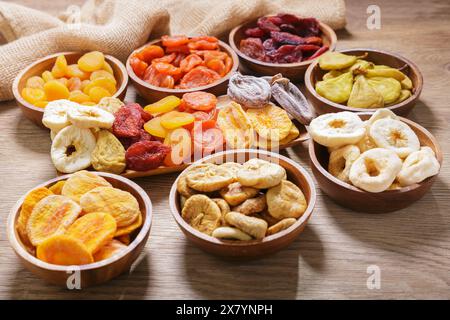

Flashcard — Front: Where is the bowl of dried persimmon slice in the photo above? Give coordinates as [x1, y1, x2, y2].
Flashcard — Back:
[169, 149, 317, 258]
[7, 170, 152, 287]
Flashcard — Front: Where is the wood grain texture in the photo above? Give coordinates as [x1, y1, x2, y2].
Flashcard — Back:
[0, 0, 449, 299]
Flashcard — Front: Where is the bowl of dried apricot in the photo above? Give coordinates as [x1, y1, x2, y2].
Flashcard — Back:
[7, 170, 152, 287]
[127, 35, 239, 102]
[229, 13, 337, 81]
[13, 51, 128, 127]
[169, 149, 317, 258]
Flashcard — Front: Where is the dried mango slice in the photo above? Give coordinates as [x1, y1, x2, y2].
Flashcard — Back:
[49, 180, 66, 195]
[37, 235, 93, 266]
[93, 239, 127, 262]
[116, 234, 130, 245]
[27, 195, 82, 246]
[16, 187, 54, 245]
[61, 170, 112, 203]
[114, 212, 142, 237]
[246, 104, 292, 141]
[217, 102, 254, 149]
[66, 212, 117, 254]
[80, 187, 140, 227]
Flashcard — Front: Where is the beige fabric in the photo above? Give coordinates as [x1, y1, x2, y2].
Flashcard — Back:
[0, 0, 346, 102]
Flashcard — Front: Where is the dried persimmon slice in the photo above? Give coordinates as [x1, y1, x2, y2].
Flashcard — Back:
[61, 170, 111, 203]
[66, 212, 117, 254]
[114, 212, 142, 237]
[37, 235, 93, 266]
[93, 239, 127, 262]
[49, 180, 66, 195]
[27, 195, 82, 246]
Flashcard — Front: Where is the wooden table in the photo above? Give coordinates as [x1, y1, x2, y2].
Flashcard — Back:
[1, 0, 449, 299]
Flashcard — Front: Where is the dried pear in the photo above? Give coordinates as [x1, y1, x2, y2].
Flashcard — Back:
[388, 89, 412, 105]
[347, 75, 384, 108]
[318, 52, 359, 70]
[80, 187, 140, 228]
[347, 59, 374, 73]
[181, 195, 221, 235]
[66, 212, 117, 254]
[91, 130, 126, 174]
[322, 70, 343, 81]
[212, 226, 252, 241]
[315, 72, 353, 104]
[400, 75, 413, 90]
[367, 77, 402, 104]
[365, 68, 406, 81]
[61, 170, 112, 203]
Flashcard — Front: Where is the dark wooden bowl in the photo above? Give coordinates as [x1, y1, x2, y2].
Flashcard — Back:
[126, 39, 239, 103]
[7, 172, 152, 287]
[304, 48, 423, 116]
[12, 52, 128, 127]
[229, 16, 337, 82]
[308, 113, 442, 213]
[169, 149, 317, 258]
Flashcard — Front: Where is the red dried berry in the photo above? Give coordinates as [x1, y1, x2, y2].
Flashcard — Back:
[125, 141, 171, 171]
[276, 13, 301, 25]
[270, 31, 305, 46]
[304, 36, 323, 46]
[280, 24, 297, 34]
[126, 103, 153, 122]
[263, 38, 277, 52]
[257, 17, 280, 33]
[244, 27, 265, 38]
[112, 105, 143, 138]
[120, 129, 155, 150]
[295, 18, 320, 37]
[240, 37, 265, 60]
[268, 45, 302, 63]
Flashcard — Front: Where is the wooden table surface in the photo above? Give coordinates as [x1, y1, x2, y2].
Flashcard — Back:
[0, 0, 449, 299]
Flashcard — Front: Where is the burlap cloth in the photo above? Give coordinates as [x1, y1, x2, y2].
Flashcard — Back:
[0, 0, 346, 102]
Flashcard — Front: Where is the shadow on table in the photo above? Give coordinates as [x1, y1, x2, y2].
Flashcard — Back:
[9, 252, 151, 300]
[182, 225, 324, 299]
[12, 110, 49, 154]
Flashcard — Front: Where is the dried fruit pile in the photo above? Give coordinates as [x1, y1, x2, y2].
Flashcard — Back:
[240, 13, 328, 64]
[309, 109, 440, 192]
[177, 159, 308, 240]
[130, 35, 233, 89]
[16, 171, 142, 265]
[22, 51, 118, 108]
[315, 52, 414, 108]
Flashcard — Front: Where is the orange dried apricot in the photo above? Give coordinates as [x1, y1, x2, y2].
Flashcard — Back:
[43, 80, 70, 101]
[66, 64, 90, 80]
[78, 51, 105, 72]
[51, 55, 68, 78]
[153, 62, 182, 76]
[182, 91, 217, 111]
[90, 70, 116, 82]
[67, 77, 82, 91]
[83, 77, 116, 95]
[49, 180, 66, 195]
[93, 239, 126, 261]
[178, 66, 220, 89]
[114, 212, 142, 237]
[136, 45, 165, 63]
[66, 212, 117, 254]
[206, 59, 226, 77]
[21, 87, 46, 104]
[26, 76, 45, 90]
[41, 71, 54, 82]
[160, 111, 195, 129]
[130, 56, 148, 78]
[162, 35, 189, 47]
[102, 61, 114, 74]
[16, 187, 53, 245]
[143, 117, 168, 138]
[34, 101, 49, 108]
[88, 86, 111, 103]
[61, 170, 112, 203]
[180, 54, 203, 73]
[26, 195, 81, 246]
[37, 235, 93, 266]
[144, 95, 181, 114]
[68, 90, 90, 104]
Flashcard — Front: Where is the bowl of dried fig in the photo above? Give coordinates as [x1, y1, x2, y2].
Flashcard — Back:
[229, 13, 337, 81]
[169, 149, 317, 258]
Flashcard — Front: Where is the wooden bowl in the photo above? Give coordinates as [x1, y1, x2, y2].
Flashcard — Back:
[304, 48, 423, 116]
[229, 16, 337, 82]
[169, 149, 317, 258]
[7, 172, 152, 287]
[126, 39, 239, 103]
[12, 52, 128, 127]
[308, 113, 442, 213]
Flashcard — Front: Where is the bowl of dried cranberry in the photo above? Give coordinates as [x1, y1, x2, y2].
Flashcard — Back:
[127, 35, 239, 103]
[229, 13, 337, 82]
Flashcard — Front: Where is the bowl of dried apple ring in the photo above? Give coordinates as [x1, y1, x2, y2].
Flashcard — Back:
[304, 49, 423, 116]
[7, 170, 152, 287]
[169, 149, 317, 258]
[308, 109, 442, 213]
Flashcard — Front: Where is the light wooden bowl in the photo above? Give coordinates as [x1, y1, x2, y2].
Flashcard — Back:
[12, 52, 128, 127]
[7, 172, 152, 287]
[229, 16, 337, 82]
[126, 39, 239, 103]
[169, 149, 317, 258]
[308, 113, 442, 213]
[304, 48, 423, 116]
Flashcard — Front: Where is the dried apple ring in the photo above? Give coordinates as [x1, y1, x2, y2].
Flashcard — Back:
[26, 195, 82, 246]
[66, 212, 117, 254]
[328, 145, 361, 183]
[37, 235, 93, 266]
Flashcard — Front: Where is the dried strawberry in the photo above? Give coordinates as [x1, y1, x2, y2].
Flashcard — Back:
[304, 36, 323, 46]
[257, 16, 280, 33]
[112, 105, 143, 138]
[280, 24, 297, 34]
[270, 31, 305, 46]
[295, 18, 320, 37]
[125, 141, 171, 171]
[120, 129, 155, 149]
[240, 38, 265, 60]
[263, 38, 277, 52]
[244, 27, 265, 38]
[276, 13, 301, 25]
[296, 44, 321, 53]
[126, 103, 153, 122]
[267, 45, 302, 63]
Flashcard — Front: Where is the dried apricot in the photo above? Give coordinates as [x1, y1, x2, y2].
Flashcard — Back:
[68, 90, 90, 104]
[66, 64, 90, 80]
[83, 77, 116, 95]
[51, 55, 68, 78]
[88, 86, 111, 103]
[125, 140, 171, 171]
[66, 212, 117, 254]
[44, 80, 70, 101]
[34, 101, 49, 108]
[162, 35, 189, 47]
[160, 111, 195, 129]
[37, 235, 93, 266]
[93, 239, 126, 261]
[22, 87, 46, 104]
[42, 71, 55, 82]
[78, 51, 105, 72]
[206, 59, 226, 76]
[179, 66, 221, 89]
[26, 195, 81, 246]
[26, 76, 45, 90]
[188, 40, 218, 51]
[152, 53, 177, 64]
[180, 54, 203, 73]
[130, 56, 148, 78]
[182, 92, 217, 111]
[153, 62, 182, 76]
[163, 128, 192, 166]
[115, 212, 142, 237]
[144, 117, 168, 138]
[80, 186, 140, 227]
[67, 77, 82, 91]
[103, 61, 114, 74]
[116, 234, 130, 245]
[144, 95, 181, 114]
[61, 170, 112, 203]
[90, 70, 116, 82]
[16, 187, 54, 245]
[49, 180, 66, 195]
[136, 45, 165, 63]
